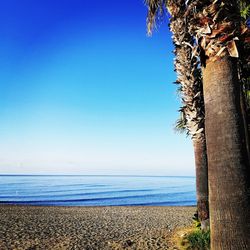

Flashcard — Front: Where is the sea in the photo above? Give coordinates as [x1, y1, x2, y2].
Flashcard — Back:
[0, 175, 196, 206]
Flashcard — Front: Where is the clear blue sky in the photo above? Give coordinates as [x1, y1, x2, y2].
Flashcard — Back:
[0, 0, 194, 175]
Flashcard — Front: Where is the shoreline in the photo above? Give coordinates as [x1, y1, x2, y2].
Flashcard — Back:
[0, 205, 195, 249]
[0, 202, 196, 209]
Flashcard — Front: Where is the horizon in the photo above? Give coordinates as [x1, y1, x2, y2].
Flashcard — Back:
[0, 0, 195, 176]
[0, 174, 195, 177]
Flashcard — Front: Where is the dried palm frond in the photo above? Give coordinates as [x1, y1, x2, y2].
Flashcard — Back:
[145, 0, 207, 141]
[169, 0, 206, 141]
[145, 0, 167, 35]
[187, 0, 243, 63]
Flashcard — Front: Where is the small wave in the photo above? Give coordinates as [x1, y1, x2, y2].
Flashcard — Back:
[0, 199, 196, 206]
[0, 188, 155, 199]
[0, 191, 195, 204]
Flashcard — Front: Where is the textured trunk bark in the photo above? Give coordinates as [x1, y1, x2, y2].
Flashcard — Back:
[203, 56, 250, 249]
[193, 137, 209, 230]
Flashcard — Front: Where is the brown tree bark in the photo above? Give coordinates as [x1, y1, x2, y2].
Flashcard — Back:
[193, 137, 209, 230]
[203, 56, 250, 249]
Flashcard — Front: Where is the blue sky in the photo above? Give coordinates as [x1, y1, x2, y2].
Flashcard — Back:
[0, 0, 194, 175]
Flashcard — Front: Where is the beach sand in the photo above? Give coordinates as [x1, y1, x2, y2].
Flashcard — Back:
[0, 205, 195, 250]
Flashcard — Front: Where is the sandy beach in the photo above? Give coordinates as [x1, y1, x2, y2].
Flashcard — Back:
[0, 205, 195, 250]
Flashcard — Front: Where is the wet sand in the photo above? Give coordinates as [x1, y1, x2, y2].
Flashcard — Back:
[0, 205, 195, 250]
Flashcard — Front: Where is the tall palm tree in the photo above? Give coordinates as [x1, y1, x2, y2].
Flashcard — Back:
[146, 0, 250, 248]
[145, 0, 209, 228]
[185, 0, 250, 248]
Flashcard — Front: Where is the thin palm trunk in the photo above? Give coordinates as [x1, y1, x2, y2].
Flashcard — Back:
[193, 137, 209, 228]
[203, 56, 250, 249]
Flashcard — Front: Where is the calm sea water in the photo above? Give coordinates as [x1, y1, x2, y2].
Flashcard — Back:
[0, 175, 196, 206]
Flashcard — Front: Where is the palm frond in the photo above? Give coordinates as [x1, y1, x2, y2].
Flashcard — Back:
[174, 110, 187, 134]
[144, 0, 167, 35]
[145, 0, 206, 141]
[240, 0, 250, 20]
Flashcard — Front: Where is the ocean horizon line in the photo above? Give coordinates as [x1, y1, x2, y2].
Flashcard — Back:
[0, 174, 195, 178]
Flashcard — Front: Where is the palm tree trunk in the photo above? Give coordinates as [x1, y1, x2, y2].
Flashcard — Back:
[203, 56, 250, 249]
[193, 136, 209, 230]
